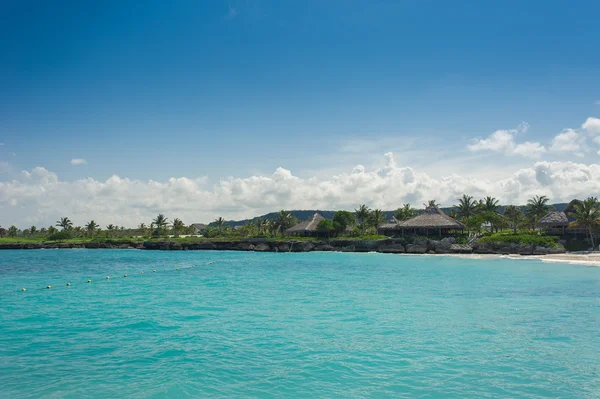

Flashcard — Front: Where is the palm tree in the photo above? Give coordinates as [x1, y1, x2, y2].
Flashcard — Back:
[172, 218, 185, 237]
[274, 210, 296, 234]
[214, 217, 226, 234]
[85, 220, 99, 236]
[106, 224, 116, 237]
[8, 226, 18, 237]
[355, 204, 371, 233]
[369, 209, 386, 229]
[73, 226, 83, 237]
[56, 217, 73, 230]
[138, 223, 150, 237]
[153, 214, 168, 236]
[569, 197, 600, 250]
[0, 227, 6, 238]
[526, 195, 550, 226]
[424, 200, 438, 208]
[30, 226, 37, 236]
[47, 226, 58, 235]
[480, 196, 500, 213]
[393, 204, 414, 221]
[503, 205, 522, 234]
[456, 194, 478, 221]
[256, 217, 270, 235]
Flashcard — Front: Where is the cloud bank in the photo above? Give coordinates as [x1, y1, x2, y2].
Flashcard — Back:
[1, 154, 600, 228]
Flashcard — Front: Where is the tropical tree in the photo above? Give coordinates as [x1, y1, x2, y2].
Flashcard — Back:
[0, 227, 6, 238]
[425, 200, 438, 208]
[214, 217, 226, 235]
[138, 223, 149, 237]
[480, 196, 500, 213]
[369, 209, 386, 229]
[73, 226, 83, 237]
[456, 194, 478, 221]
[85, 220, 99, 236]
[317, 219, 335, 238]
[568, 196, 600, 250]
[30, 226, 37, 236]
[393, 204, 414, 221]
[106, 224, 116, 237]
[56, 217, 73, 230]
[274, 210, 296, 234]
[172, 218, 185, 237]
[503, 205, 522, 234]
[332, 210, 356, 235]
[8, 225, 18, 237]
[256, 217, 270, 236]
[526, 195, 550, 227]
[355, 204, 371, 233]
[47, 226, 58, 235]
[153, 214, 169, 236]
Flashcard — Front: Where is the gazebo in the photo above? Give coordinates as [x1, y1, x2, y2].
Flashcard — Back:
[285, 213, 326, 237]
[377, 217, 399, 236]
[537, 211, 569, 235]
[398, 205, 464, 236]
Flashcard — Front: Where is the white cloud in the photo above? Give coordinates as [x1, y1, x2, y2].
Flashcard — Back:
[1, 155, 600, 228]
[582, 117, 600, 135]
[70, 158, 87, 165]
[550, 129, 587, 154]
[468, 122, 545, 158]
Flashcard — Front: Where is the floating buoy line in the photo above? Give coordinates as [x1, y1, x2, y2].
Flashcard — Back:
[7, 262, 215, 294]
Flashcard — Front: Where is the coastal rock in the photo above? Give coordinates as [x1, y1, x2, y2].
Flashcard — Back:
[253, 243, 271, 252]
[406, 242, 428, 254]
[378, 243, 406, 253]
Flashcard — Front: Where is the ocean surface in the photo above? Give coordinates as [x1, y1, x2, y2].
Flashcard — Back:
[0, 250, 599, 398]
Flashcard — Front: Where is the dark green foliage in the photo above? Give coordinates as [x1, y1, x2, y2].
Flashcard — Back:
[479, 232, 559, 247]
[47, 230, 73, 241]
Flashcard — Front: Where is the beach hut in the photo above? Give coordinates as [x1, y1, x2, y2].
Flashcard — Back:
[285, 213, 326, 237]
[190, 223, 208, 234]
[537, 200, 588, 237]
[537, 211, 569, 235]
[398, 205, 464, 237]
[377, 217, 399, 236]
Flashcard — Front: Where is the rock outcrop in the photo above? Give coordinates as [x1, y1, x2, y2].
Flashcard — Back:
[0, 237, 566, 255]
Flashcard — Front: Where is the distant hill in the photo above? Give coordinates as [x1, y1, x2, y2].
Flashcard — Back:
[213, 203, 571, 227]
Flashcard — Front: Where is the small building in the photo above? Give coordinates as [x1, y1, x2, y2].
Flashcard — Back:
[398, 205, 464, 236]
[377, 217, 399, 236]
[538, 200, 588, 237]
[537, 211, 569, 235]
[190, 223, 208, 234]
[285, 213, 326, 237]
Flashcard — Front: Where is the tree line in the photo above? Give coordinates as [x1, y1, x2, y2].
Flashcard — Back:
[1, 195, 598, 247]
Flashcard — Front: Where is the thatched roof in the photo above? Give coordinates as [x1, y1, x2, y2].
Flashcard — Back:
[378, 217, 399, 230]
[190, 223, 208, 231]
[398, 205, 465, 229]
[285, 213, 326, 233]
[537, 211, 569, 227]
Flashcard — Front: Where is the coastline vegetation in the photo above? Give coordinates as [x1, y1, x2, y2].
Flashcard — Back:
[0, 195, 598, 249]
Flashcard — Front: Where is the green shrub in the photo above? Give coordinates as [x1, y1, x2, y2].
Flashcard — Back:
[47, 231, 73, 241]
[479, 232, 559, 247]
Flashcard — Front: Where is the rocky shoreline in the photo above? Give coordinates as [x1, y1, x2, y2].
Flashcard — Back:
[0, 237, 566, 255]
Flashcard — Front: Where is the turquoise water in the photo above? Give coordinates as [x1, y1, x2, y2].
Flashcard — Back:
[0, 250, 599, 398]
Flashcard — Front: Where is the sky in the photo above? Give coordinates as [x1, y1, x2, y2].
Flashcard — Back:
[1, 0, 600, 227]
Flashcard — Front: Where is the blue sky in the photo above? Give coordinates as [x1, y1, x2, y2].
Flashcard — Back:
[1, 1, 600, 226]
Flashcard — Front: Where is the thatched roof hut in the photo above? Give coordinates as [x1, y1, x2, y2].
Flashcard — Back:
[285, 213, 326, 235]
[190, 223, 208, 232]
[537, 211, 569, 227]
[398, 205, 464, 233]
[377, 217, 399, 235]
[378, 217, 399, 230]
